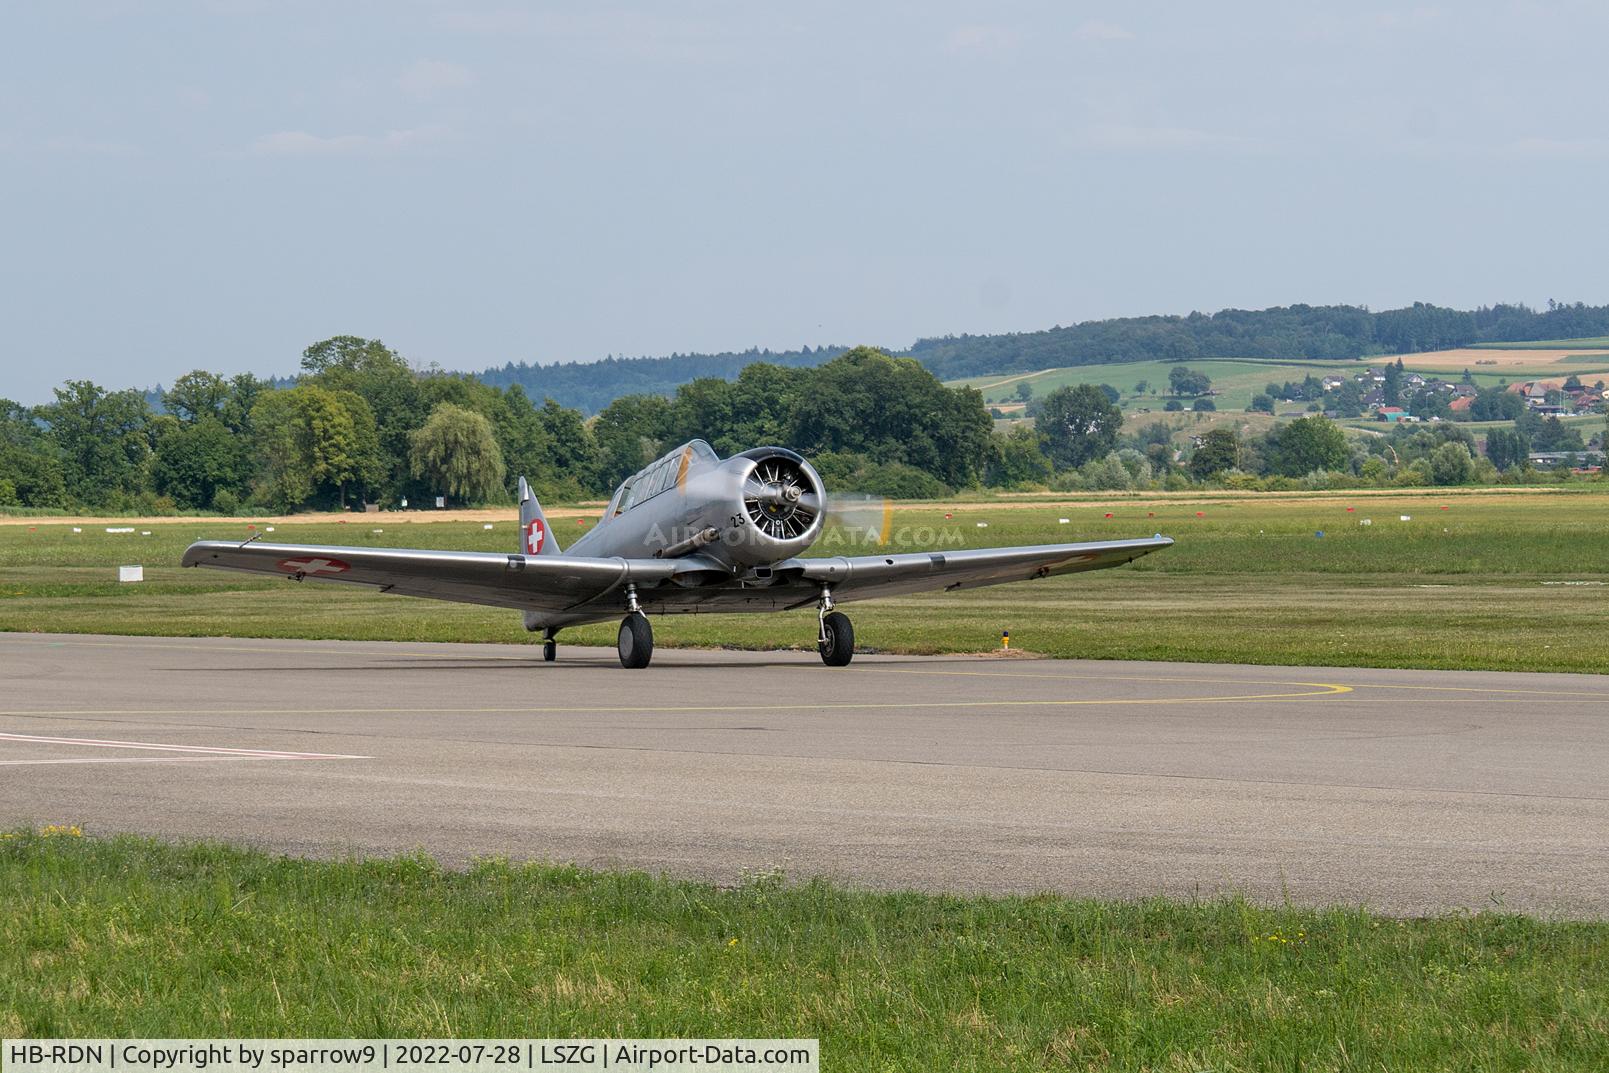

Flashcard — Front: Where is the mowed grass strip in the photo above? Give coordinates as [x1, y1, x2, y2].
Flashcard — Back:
[2, 489, 1608, 671]
[2, 832, 1606, 1071]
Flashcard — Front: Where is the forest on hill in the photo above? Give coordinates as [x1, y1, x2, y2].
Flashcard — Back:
[471, 301, 1609, 412]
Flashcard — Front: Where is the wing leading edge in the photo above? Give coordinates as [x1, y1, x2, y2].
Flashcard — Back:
[181, 540, 676, 615]
[784, 535, 1173, 604]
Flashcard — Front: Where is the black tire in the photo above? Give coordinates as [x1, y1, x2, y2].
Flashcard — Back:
[617, 613, 654, 669]
[818, 611, 854, 666]
[542, 639, 557, 662]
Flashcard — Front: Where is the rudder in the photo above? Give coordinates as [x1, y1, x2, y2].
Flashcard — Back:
[518, 476, 561, 557]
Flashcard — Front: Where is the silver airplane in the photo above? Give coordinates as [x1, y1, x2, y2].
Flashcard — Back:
[182, 441, 1172, 668]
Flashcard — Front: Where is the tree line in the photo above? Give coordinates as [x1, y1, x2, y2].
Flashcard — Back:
[0, 341, 993, 512]
[905, 301, 1609, 380]
[4, 339, 1601, 514]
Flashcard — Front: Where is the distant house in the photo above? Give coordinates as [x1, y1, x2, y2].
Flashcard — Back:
[1509, 380, 1565, 409]
[1376, 406, 1409, 422]
[1449, 395, 1475, 414]
[1321, 376, 1345, 392]
[1406, 373, 1427, 388]
[1452, 384, 1477, 398]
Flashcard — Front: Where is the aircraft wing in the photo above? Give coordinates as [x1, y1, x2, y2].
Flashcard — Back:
[782, 536, 1173, 604]
[181, 540, 678, 614]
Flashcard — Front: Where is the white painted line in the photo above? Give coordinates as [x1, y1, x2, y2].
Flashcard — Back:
[0, 731, 370, 761]
[0, 756, 265, 767]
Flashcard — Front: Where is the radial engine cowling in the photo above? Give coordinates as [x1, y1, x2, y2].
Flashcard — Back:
[709, 448, 826, 568]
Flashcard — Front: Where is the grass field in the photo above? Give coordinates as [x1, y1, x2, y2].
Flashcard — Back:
[3, 831, 1606, 1070]
[1365, 347, 1609, 380]
[1471, 336, 1609, 350]
[3, 488, 1608, 673]
[953, 358, 1341, 413]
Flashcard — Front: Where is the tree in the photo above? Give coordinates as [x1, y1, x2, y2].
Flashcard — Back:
[1035, 384, 1123, 469]
[300, 336, 424, 500]
[1249, 393, 1275, 414]
[1014, 381, 1033, 403]
[1189, 427, 1240, 479]
[1098, 384, 1120, 404]
[1383, 358, 1404, 407]
[1164, 400, 1184, 412]
[409, 403, 507, 505]
[490, 384, 555, 495]
[1428, 442, 1473, 485]
[1485, 428, 1529, 471]
[152, 416, 250, 509]
[1331, 379, 1365, 418]
[536, 398, 600, 495]
[785, 348, 992, 488]
[36, 380, 152, 503]
[593, 394, 673, 490]
[1192, 397, 1216, 412]
[1533, 416, 1585, 452]
[163, 371, 231, 423]
[1268, 416, 1349, 476]
[987, 426, 1051, 486]
[1168, 366, 1212, 396]
[1468, 387, 1525, 422]
[250, 385, 383, 510]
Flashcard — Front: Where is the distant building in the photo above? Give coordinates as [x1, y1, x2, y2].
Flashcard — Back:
[1529, 450, 1607, 469]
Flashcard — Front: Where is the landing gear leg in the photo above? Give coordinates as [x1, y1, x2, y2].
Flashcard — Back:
[617, 583, 654, 669]
[542, 628, 558, 663]
[817, 586, 854, 667]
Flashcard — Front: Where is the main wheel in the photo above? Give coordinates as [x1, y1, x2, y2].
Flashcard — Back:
[617, 613, 654, 669]
[818, 611, 854, 666]
[542, 638, 557, 662]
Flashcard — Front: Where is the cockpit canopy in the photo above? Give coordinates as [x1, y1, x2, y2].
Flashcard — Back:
[609, 440, 719, 516]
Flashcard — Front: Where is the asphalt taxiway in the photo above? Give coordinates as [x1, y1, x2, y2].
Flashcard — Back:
[2, 632, 1605, 917]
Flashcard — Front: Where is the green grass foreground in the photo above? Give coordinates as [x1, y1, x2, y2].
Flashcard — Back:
[1, 832, 1606, 1071]
[3, 488, 1609, 673]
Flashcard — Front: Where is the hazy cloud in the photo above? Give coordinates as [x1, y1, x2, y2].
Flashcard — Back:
[944, 25, 1021, 56]
[1085, 123, 1238, 151]
[1505, 136, 1609, 159]
[247, 125, 449, 157]
[1072, 20, 1135, 41]
[397, 59, 474, 96]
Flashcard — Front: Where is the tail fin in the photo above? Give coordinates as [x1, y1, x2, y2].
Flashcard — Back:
[518, 476, 561, 557]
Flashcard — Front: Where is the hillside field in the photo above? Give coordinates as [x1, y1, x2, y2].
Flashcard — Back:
[953, 358, 1338, 413]
[1364, 347, 1609, 379]
[955, 351, 1609, 421]
[3, 488, 1609, 673]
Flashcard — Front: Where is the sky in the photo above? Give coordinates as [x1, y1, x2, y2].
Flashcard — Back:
[4, 1, 1609, 403]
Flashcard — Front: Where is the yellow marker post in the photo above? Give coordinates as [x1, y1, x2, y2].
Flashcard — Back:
[1001, 630, 1010, 651]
